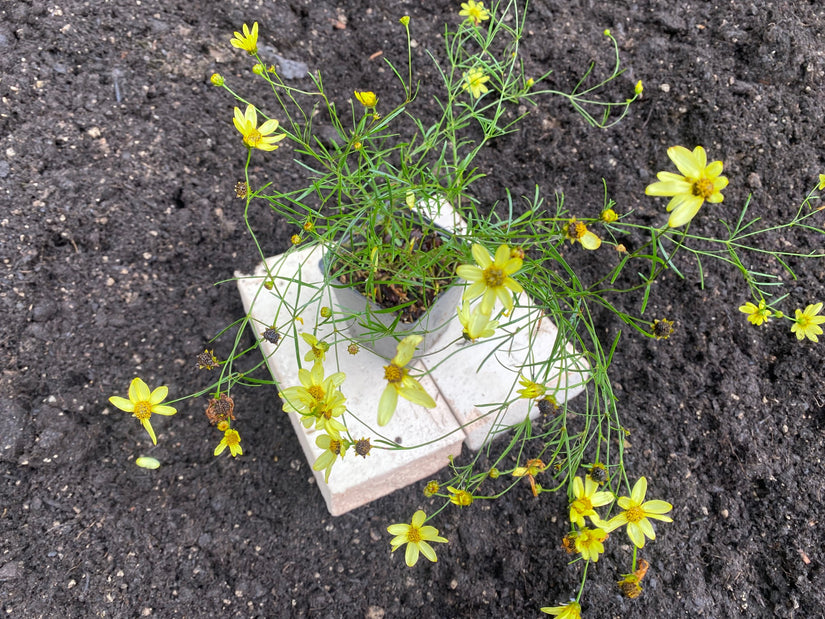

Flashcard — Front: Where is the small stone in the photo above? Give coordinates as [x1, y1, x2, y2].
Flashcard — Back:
[747, 172, 762, 189]
[0, 562, 21, 581]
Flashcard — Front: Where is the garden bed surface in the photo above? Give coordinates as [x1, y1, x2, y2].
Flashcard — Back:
[1, 0, 824, 617]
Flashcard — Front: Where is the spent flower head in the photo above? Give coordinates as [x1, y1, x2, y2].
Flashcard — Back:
[459, 0, 490, 25]
[462, 67, 491, 99]
[517, 376, 546, 400]
[379, 335, 436, 426]
[645, 145, 729, 228]
[739, 299, 771, 326]
[790, 302, 825, 342]
[456, 244, 523, 315]
[233, 104, 286, 151]
[109, 377, 177, 445]
[230, 22, 258, 55]
[601, 476, 673, 548]
[387, 510, 448, 567]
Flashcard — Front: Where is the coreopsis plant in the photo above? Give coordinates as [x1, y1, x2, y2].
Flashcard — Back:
[110, 1, 824, 614]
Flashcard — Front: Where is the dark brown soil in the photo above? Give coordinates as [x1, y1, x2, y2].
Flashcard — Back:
[2, 1, 824, 617]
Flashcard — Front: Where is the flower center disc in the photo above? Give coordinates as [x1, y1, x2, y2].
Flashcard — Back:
[245, 129, 262, 148]
[692, 178, 715, 198]
[307, 385, 325, 401]
[483, 266, 505, 287]
[384, 364, 403, 383]
[133, 401, 152, 420]
[626, 505, 645, 523]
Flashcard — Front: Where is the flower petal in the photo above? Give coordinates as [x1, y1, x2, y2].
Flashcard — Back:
[151, 404, 177, 416]
[668, 145, 702, 178]
[149, 385, 168, 405]
[627, 521, 646, 548]
[109, 396, 135, 412]
[142, 418, 158, 445]
[377, 384, 398, 426]
[630, 477, 647, 504]
[404, 542, 420, 567]
[456, 265, 483, 282]
[418, 541, 438, 563]
[471, 244, 492, 269]
[399, 379, 436, 408]
[642, 499, 673, 514]
[129, 377, 150, 402]
[668, 199, 703, 228]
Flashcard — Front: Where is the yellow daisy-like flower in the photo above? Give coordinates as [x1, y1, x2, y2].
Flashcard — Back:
[790, 302, 825, 342]
[300, 332, 330, 363]
[569, 475, 614, 528]
[354, 90, 378, 108]
[517, 376, 546, 400]
[229, 22, 258, 56]
[540, 601, 581, 618]
[233, 104, 286, 151]
[313, 432, 349, 483]
[447, 486, 474, 507]
[109, 377, 177, 445]
[600, 208, 619, 223]
[573, 527, 609, 562]
[378, 335, 436, 426]
[601, 476, 673, 548]
[564, 217, 601, 250]
[645, 145, 729, 228]
[457, 300, 498, 341]
[739, 299, 771, 326]
[230, 22, 258, 55]
[459, 0, 490, 25]
[462, 67, 490, 99]
[387, 510, 448, 567]
[279, 363, 347, 434]
[456, 244, 523, 315]
[214, 428, 243, 457]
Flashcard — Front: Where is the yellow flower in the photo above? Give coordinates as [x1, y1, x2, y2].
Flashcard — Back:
[456, 244, 523, 315]
[399, 15, 410, 26]
[214, 428, 243, 457]
[790, 302, 825, 342]
[457, 301, 498, 341]
[280, 364, 330, 415]
[210, 73, 224, 87]
[573, 527, 609, 562]
[233, 104, 286, 151]
[447, 486, 474, 507]
[300, 332, 330, 363]
[601, 477, 673, 548]
[378, 335, 436, 426]
[634, 80, 644, 95]
[739, 299, 771, 326]
[540, 601, 581, 618]
[459, 0, 490, 25]
[517, 376, 546, 400]
[645, 145, 729, 228]
[230, 22, 258, 55]
[313, 433, 349, 483]
[109, 377, 177, 445]
[564, 217, 601, 250]
[600, 208, 619, 223]
[387, 510, 448, 567]
[354, 90, 378, 108]
[569, 475, 614, 528]
[462, 67, 490, 98]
